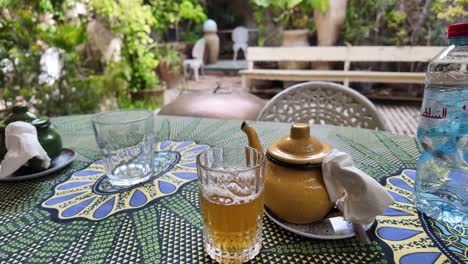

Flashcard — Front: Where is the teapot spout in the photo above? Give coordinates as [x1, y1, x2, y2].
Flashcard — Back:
[241, 121, 264, 154]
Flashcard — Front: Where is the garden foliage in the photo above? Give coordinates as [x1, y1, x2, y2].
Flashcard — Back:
[343, 0, 468, 46]
[1, 0, 466, 115]
[0, 6, 98, 116]
[0, 0, 207, 115]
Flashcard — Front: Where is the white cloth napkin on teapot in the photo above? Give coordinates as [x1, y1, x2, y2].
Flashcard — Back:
[0, 121, 51, 178]
[322, 149, 394, 225]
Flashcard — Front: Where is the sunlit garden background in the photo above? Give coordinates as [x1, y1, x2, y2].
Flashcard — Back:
[1, 0, 467, 132]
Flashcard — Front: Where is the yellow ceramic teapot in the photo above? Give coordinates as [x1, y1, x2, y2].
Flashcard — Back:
[241, 122, 333, 224]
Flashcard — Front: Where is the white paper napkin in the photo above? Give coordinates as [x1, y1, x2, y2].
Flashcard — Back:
[0, 121, 51, 177]
[322, 149, 394, 224]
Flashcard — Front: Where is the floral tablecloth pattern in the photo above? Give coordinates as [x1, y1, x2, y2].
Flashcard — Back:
[0, 115, 465, 264]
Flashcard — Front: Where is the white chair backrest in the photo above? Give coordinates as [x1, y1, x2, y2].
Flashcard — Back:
[192, 38, 205, 60]
[257, 81, 387, 130]
[232, 26, 249, 44]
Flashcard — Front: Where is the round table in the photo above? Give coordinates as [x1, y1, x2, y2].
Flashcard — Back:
[0, 115, 465, 264]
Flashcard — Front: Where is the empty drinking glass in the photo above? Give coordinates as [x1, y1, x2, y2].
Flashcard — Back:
[92, 110, 155, 187]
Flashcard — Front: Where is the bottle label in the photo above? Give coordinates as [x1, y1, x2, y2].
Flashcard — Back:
[419, 98, 449, 129]
[418, 88, 466, 133]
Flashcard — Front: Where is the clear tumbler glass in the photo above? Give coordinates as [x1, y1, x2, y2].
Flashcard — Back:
[92, 110, 155, 187]
[197, 146, 265, 263]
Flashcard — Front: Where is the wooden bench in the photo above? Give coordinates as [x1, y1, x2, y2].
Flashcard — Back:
[240, 46, 444, 89]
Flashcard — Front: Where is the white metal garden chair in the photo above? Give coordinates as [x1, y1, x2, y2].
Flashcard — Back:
[232, 26, 248, 61]
[257, 81, 387, 130]
[183, 38, 205, 81]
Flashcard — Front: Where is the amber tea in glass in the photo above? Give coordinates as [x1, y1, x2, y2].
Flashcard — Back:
[197, 146, 265, 263]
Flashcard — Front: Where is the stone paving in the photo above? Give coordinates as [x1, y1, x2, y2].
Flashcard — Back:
[165, 74, 421, 136]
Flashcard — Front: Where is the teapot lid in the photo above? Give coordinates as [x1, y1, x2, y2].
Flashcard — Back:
[267, 123, 332, 165]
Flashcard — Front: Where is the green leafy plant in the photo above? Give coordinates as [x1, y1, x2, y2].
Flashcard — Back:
[150, 0, 207, 41]
[433, 0, 468, 22]
[343, 0, 410, 45]
[252, 0, 329, 30]
[88, 60, 130, 101]
[252, 0, 328, 46]
[40, 23, 87, 53]
[90, 0, 159, 91]
[0, 8, 99, 116]
[180, 30, 202, 44]
[0, 11, 40, 107]
[117, 96, 161, 111]
[1, 0, 56, 13]
[155, 45, 182, 74]
[343, 0, 467, 47]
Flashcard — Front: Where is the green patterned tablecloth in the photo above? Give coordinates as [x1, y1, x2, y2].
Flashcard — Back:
[0, 115, 466, 264]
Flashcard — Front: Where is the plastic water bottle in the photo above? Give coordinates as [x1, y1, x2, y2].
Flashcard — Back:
[415, 22, 468, 226]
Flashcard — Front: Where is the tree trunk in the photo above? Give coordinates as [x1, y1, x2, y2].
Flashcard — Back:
[410, 0, 432, 45]
[313, 0, 348, 69]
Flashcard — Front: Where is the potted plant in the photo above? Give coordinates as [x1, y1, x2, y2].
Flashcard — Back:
[156, 45, 182, 89]
[252, 0, 329, 47]
[150, 0, 207, 42]
[149, 0, 207, 62]
[90, 0, 162, 110]
[252, 0, 329, 79]
[125, 49, 162, 106]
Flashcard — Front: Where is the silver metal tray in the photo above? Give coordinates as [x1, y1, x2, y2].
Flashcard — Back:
[264, 207, 374, 240]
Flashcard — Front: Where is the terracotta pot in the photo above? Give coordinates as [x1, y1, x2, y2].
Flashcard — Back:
[282, 29, 309, 46]
[204, 32, 220, 64]
[157, 61, 181, 89]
